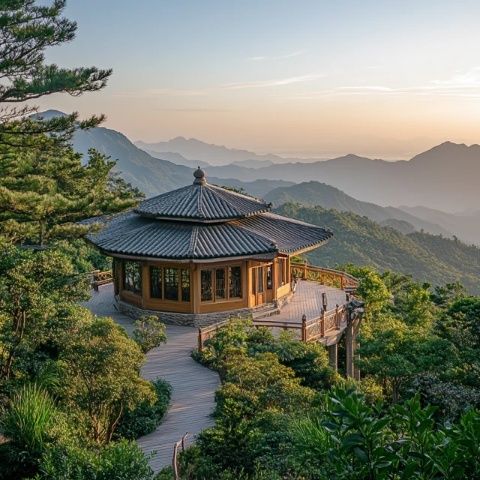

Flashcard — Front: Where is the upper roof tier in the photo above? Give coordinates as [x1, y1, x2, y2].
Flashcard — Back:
[135, 167, 271, 223]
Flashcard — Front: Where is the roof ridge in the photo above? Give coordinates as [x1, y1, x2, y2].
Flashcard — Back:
[209, 183, 266, 204]
[232, 220, 278, 250]
[188, 225, 199, 257]
[197, 185, 205, 218]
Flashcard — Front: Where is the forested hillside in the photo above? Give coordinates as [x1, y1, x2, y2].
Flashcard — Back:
[276, 204, 480, 293]
[265, 181, 451, 237]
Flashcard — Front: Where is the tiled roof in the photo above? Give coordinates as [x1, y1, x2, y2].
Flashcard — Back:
[87, 211, 332, 260]
[135, 168, 271, 222]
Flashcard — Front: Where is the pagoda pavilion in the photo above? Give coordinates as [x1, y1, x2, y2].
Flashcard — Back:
[87, 168, 333, 326]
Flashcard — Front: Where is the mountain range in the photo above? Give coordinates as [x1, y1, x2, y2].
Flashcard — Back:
[277, 204, 480, 294]
[37, 111, 480, 246]
[264, 181, 453, 238]
[204, 142, 480, 213]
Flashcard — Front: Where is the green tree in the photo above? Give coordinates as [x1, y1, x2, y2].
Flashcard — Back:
[60, 317, 156, 444]
[358, 316, 451, 402]
[0, 238, 90, 382]
[0, 138, 141, 245]
[0, 0, 111, 144]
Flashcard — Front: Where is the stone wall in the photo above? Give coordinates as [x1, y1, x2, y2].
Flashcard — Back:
[118, 299, 255, 327]
[117, 291, 294, 328]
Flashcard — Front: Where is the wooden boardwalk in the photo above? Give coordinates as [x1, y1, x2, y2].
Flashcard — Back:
[84, 285, 220, 472]
[275, 280, 349, 324]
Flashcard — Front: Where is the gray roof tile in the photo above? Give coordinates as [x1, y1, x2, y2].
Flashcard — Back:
[87, 211, 332, 260]
[135, 169, 270, 222]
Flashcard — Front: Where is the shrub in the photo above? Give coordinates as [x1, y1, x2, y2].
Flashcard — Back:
[37, 439, 155, 480]
[133, 315, 167, 353]
[115, 378, 171, 440]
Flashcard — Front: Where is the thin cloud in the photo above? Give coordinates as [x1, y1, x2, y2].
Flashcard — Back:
[113, 88, 208, 98]
[247, 50, 306, 61]
[223, 73, 324, 90]
[289, 69, 480, 99]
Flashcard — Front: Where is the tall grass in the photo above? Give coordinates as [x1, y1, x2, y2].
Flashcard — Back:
[1, 383, 56, 455]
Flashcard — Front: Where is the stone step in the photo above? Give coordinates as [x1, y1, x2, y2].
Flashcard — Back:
[252, 305, 280, 320]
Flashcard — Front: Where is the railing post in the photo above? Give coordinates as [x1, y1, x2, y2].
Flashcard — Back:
[303, 261, 307, 280]
[321, 310, 325, 337]
[172, 441, 179, 480]
[322, 292, 328, 312]
[301, 314, 307, 342]
[197, 328, 203, 352]
[335, 304, 340, 329]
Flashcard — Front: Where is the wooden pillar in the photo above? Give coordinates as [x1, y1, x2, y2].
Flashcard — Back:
[328, 343, 338, 371]
[345, 317, 354, 378]
[301, 314, 307, 342]
[192, 264, 201, 314]
[141, 262, 149, 308]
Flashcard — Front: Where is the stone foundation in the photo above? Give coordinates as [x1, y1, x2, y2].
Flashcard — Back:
[117, 291, 294, 328]
[118, 299, 256, 327]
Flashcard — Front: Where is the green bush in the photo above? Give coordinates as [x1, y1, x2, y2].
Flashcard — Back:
[115, 379, 171, 440]
[133, 316, 167, 353]
[37, 439, 155, 480]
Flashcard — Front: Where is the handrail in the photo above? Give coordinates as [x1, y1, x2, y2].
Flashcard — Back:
[290, 261, 358, 291]
[197, 262, 359, 350]
[91, 269, 113, 291]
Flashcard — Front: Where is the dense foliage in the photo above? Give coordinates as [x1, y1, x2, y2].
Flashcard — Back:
[115, 379, 171, 440]
[0, 2, 166, 478]
[174, 270, 480, 479]
[276, 203, 480, 293]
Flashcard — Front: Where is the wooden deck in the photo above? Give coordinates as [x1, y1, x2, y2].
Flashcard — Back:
[251, 280, 350, 345]
[84, 285, 220, 473]
[276, 280, 349, 324]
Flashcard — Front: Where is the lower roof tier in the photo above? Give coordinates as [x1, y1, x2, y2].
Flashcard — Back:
[87, 211, 332, 261]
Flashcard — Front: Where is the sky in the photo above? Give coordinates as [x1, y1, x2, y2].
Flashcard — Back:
[37, 0, 480, 159]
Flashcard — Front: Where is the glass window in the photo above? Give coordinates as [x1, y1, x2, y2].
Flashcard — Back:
[150, 266, 162, 299]
[164, 268, 179, 301]
[201, 270, 213, 301]
[215, 268, 226, 299]
[123, 261, 142, 294]
[266, 265, 273, 289]
[229, 266, 242, 298]
[181, 269, 190, 302]
[257, 267, 264, 294]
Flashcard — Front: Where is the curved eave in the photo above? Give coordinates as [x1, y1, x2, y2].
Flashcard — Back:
[92, 247, 278, 263]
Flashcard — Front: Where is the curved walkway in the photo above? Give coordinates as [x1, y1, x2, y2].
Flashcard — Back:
[84, 285, 220, 472]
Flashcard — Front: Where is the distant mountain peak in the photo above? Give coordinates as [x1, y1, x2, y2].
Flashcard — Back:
[32, 109, 68, 120]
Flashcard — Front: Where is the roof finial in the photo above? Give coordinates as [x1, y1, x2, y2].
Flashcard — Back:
[193, 166, 206, 185]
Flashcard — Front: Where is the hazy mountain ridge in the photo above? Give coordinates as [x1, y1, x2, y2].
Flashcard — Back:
[277, 203, 480, 294]
[34, 111, 289, 199]
[265, 181, 453, 239]
[135, 137, 286, 166]
[399, 205, 480, 246]
[163, 141, 479, 213]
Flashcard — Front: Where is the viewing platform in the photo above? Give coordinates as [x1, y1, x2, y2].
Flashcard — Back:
[198, 262, 363, 376]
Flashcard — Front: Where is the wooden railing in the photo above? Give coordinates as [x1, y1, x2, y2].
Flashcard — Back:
[197, 319, 230, 352]
[303, 304, 349, 342]
[91, 270, 113, 291]
[290, 262, 358, 292]
[197, 263, 358, 350]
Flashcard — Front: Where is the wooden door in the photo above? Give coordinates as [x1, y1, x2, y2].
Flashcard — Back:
[252, 266, 266, 306]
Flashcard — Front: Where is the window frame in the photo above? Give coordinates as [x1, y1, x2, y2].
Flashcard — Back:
[201, 264, 243, 303]
[147, 264, 191, 303]
[123, 260, 142, 295]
